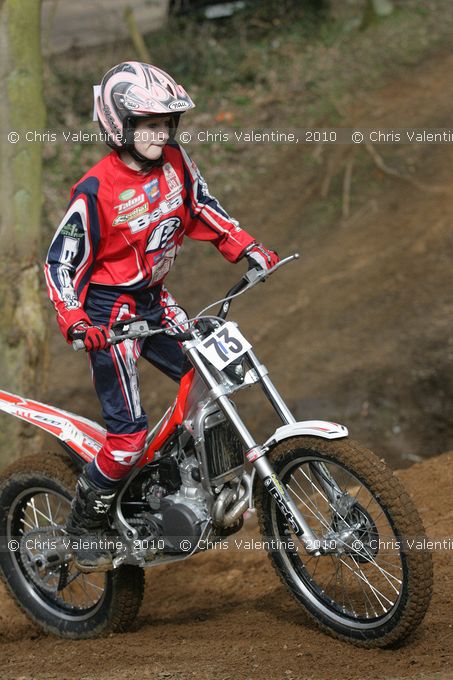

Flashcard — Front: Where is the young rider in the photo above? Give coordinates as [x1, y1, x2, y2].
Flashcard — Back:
[45, 62, 279, 571]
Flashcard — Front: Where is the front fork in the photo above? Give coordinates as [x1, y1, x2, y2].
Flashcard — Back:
[185, 344, 328, 556]
[250, 451, 323, 555]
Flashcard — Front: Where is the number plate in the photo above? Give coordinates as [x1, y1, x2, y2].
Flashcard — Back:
[196, 322, 251, 370]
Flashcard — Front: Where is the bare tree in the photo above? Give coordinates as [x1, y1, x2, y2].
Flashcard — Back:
[0, 0, 47, 465]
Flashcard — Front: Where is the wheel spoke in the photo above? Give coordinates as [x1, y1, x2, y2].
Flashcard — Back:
[27, 498, 52, 525]
[340, 556, 394, 611]
[286, 482, 331, 532]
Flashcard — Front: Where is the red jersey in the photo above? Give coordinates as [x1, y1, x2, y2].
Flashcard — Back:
[45, 143, 255, 338]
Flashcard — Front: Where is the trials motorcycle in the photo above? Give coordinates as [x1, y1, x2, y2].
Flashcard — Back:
[0, 256, 432, 644]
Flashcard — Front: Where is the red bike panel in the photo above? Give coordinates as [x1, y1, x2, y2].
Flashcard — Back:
[138, 369, 195, 466]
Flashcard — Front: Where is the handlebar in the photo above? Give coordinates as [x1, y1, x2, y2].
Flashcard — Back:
[72, 319, 196, 352]
[73, 253, 299, 351]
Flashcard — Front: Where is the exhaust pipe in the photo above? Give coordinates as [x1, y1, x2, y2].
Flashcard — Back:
[212, 474, 252, 527]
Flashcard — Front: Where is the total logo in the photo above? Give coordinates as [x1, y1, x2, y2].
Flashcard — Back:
[114, 193, 145, 214]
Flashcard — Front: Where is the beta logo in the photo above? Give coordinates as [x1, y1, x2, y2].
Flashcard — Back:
[146, 217, 181, 253]
[128, 193, 183, 233]
[118, 188, 136, 201]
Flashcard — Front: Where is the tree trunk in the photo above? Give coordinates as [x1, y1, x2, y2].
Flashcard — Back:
[0, 0, 48, 466]
[361, 0, 394, 30]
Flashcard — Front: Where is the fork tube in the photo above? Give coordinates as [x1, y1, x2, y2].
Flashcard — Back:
[247, 350, 296, 425]
[185, 346, 257, 450]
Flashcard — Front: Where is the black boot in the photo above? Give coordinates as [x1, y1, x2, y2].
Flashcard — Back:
[66, 468, 117, 573]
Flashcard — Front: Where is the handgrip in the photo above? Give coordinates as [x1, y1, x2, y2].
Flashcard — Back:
[72, 339, 86, 352]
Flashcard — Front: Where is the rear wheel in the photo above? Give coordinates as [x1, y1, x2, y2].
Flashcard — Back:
[0, 452, 144, 639]
[255, 437, 433, 647]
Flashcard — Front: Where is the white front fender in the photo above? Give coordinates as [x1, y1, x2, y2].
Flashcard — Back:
[264, 420, 348, 447]
[248, 420, 348, 510]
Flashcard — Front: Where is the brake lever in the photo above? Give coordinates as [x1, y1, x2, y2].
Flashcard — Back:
[243, 267, 265, 285]
[110, 314, 146, 333]
[242, 253, 300, 287]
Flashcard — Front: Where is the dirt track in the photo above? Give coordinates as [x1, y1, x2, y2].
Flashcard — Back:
[1, 450, 452, 680]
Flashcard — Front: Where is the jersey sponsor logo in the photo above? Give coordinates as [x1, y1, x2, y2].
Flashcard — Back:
[58, 266, 80, 310]
[62, 289, 80, 310]
[146, 217, 181, 253]
[114, 193, 145, 213]
[143, 178, 160, 204]
[128, 193, 183, 233]
[61, 223, 83, 238]
[163, 162, 182, 198]
[118, 188, 136, 201]
[150, 252, 175, 283]
[113, 204, 148, 226]
[60, 236, 79, 264]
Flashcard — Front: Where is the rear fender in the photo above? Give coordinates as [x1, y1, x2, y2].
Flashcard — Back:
[0, 390, 105, 465]
[248, 420, 348, 509]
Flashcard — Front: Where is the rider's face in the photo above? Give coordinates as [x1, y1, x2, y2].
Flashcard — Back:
[133, 116, 171, 160]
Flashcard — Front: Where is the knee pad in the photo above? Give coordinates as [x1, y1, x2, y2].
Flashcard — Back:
[95, 429, 148, 482]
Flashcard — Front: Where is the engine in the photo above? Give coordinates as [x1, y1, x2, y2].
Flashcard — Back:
[139, 454, 210, 554]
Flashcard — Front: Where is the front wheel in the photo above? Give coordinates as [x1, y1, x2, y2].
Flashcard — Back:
[255, 437, 433, 647]
[0, 452, 145, 639]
